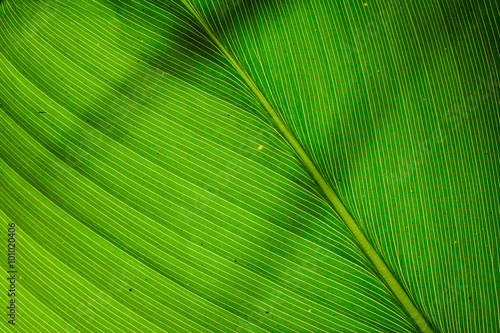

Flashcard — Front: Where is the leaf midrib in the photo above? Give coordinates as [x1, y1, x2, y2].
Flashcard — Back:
[180, 2, 434, 332]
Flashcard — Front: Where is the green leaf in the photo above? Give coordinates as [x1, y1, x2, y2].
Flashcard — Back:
[0, 0, 498, 332]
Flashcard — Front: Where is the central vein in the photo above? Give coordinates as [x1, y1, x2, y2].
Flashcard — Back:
[180, 1, 434, 332]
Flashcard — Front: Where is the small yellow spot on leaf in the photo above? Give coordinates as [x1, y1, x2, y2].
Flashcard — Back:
[308, 309, 311, 312]
[258, 145, 263, 150]
[363, 2, 368, 6]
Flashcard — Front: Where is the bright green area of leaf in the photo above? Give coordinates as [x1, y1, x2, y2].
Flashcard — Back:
[0, 0, 498, 332]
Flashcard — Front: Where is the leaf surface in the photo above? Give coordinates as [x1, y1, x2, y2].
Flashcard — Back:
[0, 0, 498, 332]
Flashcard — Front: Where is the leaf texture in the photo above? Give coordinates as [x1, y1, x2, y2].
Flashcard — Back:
[0, 0, 498, 332]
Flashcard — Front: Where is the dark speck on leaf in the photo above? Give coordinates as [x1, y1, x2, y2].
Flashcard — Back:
[469, 296, 472, 300]
[265, 311, 269, 314]
[129, 289, 132, 292]
[234, 260, 237, 263]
